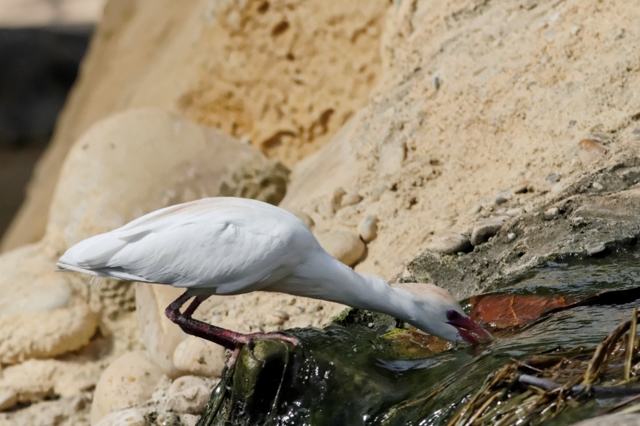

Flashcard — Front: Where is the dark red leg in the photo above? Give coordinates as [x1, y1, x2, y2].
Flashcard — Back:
[165, 290, 299, 353]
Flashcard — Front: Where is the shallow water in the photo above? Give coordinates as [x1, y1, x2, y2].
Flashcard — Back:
[201, 250, 640, 426]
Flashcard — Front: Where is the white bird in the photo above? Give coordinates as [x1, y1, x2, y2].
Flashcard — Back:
[57, 197, 492, 359]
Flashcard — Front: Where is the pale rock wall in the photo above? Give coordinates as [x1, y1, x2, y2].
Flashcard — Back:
[282, 0, 640, 291]
[1, 0, 388, 252]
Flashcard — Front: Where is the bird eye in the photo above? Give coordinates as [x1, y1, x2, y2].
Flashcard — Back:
[446, 310, 461, 321]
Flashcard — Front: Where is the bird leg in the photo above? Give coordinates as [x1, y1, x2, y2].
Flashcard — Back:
[165, 290, 299, 356]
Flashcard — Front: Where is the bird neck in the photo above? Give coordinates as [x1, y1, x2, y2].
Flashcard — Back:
[290, 252, 416, 323]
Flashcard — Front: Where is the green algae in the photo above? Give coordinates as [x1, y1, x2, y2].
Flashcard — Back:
[196, 251, 640, 426]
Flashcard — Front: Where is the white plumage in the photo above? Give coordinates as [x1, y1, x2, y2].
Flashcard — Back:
[58, 197, 492, 354]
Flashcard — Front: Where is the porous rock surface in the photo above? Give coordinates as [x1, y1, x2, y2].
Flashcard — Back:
[3, 0, 640, 424]
[1, 0, 387, 252]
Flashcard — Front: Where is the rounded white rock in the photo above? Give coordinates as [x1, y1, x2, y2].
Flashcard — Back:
[358, 215, 379, 243]
[172, 336, 226, 378]
[315, 230, 366, 266]
[90, 351, 164, 425]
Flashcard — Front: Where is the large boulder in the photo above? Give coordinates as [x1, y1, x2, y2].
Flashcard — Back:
[0, 108, 289, 410]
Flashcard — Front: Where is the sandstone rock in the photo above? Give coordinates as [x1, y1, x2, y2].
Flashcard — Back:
[316, 230, 366, 266]
[285, 208, 315, 229]
[136, 283, 187, 378]
[470, 219, 506, 246]
[1, 1, 387, 252]
[90, 351, 164, 425]
[172, 337, 226, 378]
[0, 301, 98, 365]
[358, 215, 379, 243]
[0, 242, 98, 364]
[0, 359, 101, 410]
[428, 233, 472, 255]
[165, 376, 211, 414]
[48, 109, 288, 247]
[578, 139, 607, 164]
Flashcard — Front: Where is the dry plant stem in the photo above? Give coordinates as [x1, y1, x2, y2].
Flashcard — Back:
[625, 308, 638, 380]
[582, 320, 631, 386]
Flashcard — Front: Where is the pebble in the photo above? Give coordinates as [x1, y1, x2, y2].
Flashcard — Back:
[285, 208, 315, 229]
[165, 376, 211, 414]
[324, 187, 346, 214]
[358, 215, 379, 243]
[173, 337, 226, 377]
[494, 190, 512, 205]
[505, 208, 524, 217]
[0, 390, 16, 411]
[428, 233, 472, 255]
[592, 181, 604, 190]
[585, 242, 606, 255]
[546, 173, 561, 183]
[578, 139, 607, 164]
[341, 193, 363, 208]
[266, 310, 289, 325]
[543, 207, 560, 220]
[513, 181, 531, 194]
[507, 232, 517, 241]
[468, 203, 483, 215]
[470, 218, 506, 246]
[315, 230, 366, 266]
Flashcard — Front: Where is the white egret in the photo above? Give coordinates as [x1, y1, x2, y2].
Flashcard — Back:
[57, 197, 492, 356]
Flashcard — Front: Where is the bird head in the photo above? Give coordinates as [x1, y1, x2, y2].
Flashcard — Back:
[392, 283, 493, 345]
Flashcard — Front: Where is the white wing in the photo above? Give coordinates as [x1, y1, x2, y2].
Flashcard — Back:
[57, 198, 311, 295]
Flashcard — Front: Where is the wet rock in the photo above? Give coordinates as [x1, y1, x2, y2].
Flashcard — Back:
[572, 413, 640, 426]
[543, 207, 560, 220]
[470, 218, 506, 246]
[316, 231, 365, 266]
[585, 242, 606, 255]
[91, 351, 164, 425]
[165, 376, 210, 414]
[172, 336, 226, 378]
[578, 139, 607, 164]
[428, 233, 471, 255]
[358, 215, 379, 243]
[341, 193, 363, 208]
